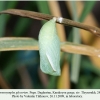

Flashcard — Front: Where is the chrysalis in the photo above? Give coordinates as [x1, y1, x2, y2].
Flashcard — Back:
[38, 17, 61, 76]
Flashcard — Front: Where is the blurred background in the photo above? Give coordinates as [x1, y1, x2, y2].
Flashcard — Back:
[0, 1, 100, 89]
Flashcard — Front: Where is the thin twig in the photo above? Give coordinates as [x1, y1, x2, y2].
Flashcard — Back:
[0, 9, 100, 37]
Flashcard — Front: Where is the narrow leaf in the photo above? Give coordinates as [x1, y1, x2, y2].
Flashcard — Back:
[13, 18, 31, 36]
[0, 37, 38, 51]
[70, 1, 81, 84]
[6, 1, 18, 21]
[0, 37, 100, 58]
[36, 1, 51, 24]
[0, 1, 6, 37]
[61, 42, 100, 57]
[79, 1, 96, 22]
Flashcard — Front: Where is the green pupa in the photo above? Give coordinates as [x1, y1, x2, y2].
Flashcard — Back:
[38, 17, 61, 76]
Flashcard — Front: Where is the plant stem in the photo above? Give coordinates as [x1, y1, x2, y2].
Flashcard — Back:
[0, 9, 100, 37]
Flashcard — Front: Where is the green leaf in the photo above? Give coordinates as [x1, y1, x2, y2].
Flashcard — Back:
[6, 1, 18, 9]
[13, 18, 32, 36]
[47, 76, 57, 89]
[77, 75, 91, 89]
[81, 57, 100, 76]
[36, 1, 50, 14]
[91, 78, 100, 89]
[0, 1, 6, 37]
[36, 1, 51, 24]
[79, 1, 96, 22]
[13, 3, 33, 36]
[0, 37, 38, 51]
[0, 37, 100, 57]
[6, 1, 18, 21]
[70, 1, 81, 84]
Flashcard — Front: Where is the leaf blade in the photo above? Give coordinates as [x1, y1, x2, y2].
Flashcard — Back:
[0, 37, 100, 58]
[79, 1, 96, 22]
[0, 37, 38, 51]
